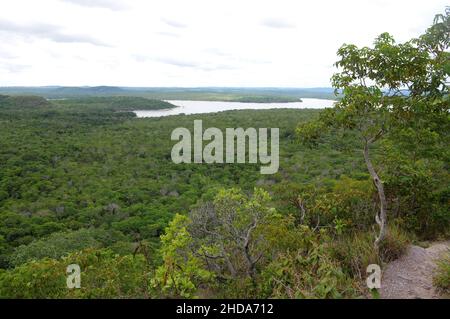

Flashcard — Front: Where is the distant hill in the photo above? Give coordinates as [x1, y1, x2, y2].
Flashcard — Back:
[52, 86, 127, 96]
[0, 86, 337, 101]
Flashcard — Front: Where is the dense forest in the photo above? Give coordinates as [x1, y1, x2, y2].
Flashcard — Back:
[0, 11, 448, 298]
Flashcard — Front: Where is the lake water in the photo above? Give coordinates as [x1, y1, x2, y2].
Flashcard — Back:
[133, 98, 336, 118]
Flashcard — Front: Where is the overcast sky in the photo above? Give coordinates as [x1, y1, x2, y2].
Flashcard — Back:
[0, 0, 447, 87]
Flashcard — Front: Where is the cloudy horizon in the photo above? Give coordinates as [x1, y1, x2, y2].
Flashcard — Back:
[0, 0, 447, 87]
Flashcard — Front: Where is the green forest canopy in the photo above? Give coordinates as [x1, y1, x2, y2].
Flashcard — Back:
[0, 10, 448, 298]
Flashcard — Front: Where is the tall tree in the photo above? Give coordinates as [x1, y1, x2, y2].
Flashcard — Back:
[298, 9, 449, 248]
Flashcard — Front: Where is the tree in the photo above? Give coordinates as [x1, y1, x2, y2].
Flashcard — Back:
[152, 214, 213, 298]
[189, 188, 276, 281]
[298, 9, 449, 248]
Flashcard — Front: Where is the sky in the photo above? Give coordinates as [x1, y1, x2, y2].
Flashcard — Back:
[0, 0, 447, 87]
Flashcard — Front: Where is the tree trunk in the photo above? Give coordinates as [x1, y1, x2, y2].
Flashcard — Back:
[363, 141, 387, 249]
[242, 220, 260, 282]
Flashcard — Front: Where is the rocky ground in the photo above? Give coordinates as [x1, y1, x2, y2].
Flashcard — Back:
[380, 242, 449, 299]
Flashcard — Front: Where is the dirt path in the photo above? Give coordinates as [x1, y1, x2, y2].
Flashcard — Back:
[380, 242, 449, 299]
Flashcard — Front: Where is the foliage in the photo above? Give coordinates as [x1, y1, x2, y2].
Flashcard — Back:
[296, 120, 327, 147]
[433, 254, 450, 296]
[0, 95, 50, 109]
[258, 239, 357, 299]
[330, 223, 410, 281]
[0, 249, 149, 298]
[1, 97, 356, 270]
[151, 214, 213, 298]
[294, 176, 375, 233]
[0, 11, 448, 299]
[189, 188, 276, 282]
[61, 96, 176, 111]
[380, 130, 450, 239]
[297, 9, 450, 246]
[8, 228, 128, 267]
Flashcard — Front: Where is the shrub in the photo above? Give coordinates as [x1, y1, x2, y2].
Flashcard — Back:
[258, 229, 358, 299]
[151, 214, 213, 298]
[0, 249, 150, 298]
[296, 176, 376, 234]
[433, 254, 450, 296]
[331, 224, 410, 280]
[331, 232, 380, 280]
[378, 224, 410, 262]
[9, 228, 127, 267]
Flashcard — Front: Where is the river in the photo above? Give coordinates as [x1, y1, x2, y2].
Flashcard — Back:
[133, 98, 335, 118]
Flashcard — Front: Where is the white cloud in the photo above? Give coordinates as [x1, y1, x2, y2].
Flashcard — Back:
[61, 0, 128, 10]
[0, 19, 110, 46]
[0, 0, 447, 87]
[261, 18, 295, 29]
[161, 18, 188, 29]
[0, 62, 30, 73]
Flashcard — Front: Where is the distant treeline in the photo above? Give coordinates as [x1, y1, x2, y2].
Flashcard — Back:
[0, 86, 337, 101]
[0, 95, 176, 112]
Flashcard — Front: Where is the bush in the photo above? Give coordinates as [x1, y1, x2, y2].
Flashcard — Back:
[433, 254, 450, 296]
[331, 224, 410, 280]
[9, 228, 127, 267]
[296, 176, 376, 234]
[151, 214, 213, 298]
[0, 249, 150, 298]
[258, 228, 358, 299]
[331, 232, 380, 280]
[378, 224, 410, 262]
